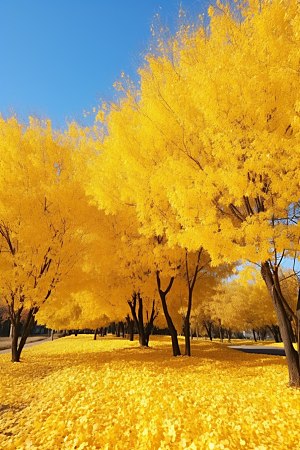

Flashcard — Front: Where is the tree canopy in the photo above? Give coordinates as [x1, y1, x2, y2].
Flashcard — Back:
[2, 0, 300, 386]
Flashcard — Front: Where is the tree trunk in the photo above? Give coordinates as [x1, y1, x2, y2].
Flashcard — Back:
[204, 321, 213, 341]
[260, 327, 267, 341]
[11, 317, 20, 363]
[144, 323, 153, 346]
[183, 318, 191, 356]
[126, 315, 134, 341]
[183, 248, 203, 356]
[144, 300, 158, 346]
[10, 307, 37, 362]
[129, 320, 134, 341]
[208, 324, 213, 341]
[137, 298, 146, 346]
[120, 322, 125, 338]
[156, 272, 181, 356]
[128, 292, 147, 346]
[252, 328, 257, 342]
[183, 286, 192, 356]
[17, 309, 36, 360]
[128, 293, 158, 346]
[261, 261, 300, 387]
[94, 328, 98, 340]
[227, 328, 232, 343]
[271, 325, 282, 342]
[277, 325, 282, 342]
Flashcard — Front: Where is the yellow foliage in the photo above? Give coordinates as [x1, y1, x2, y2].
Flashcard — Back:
[88, 0, 300, 269]
[0, 335, 299, 449]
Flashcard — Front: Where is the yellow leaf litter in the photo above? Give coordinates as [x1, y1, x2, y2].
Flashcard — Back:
[0, 335, 299, 450]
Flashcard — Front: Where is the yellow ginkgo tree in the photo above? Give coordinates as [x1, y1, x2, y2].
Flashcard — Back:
[87, 0, 300, 385]
[0, 116, 91, 361]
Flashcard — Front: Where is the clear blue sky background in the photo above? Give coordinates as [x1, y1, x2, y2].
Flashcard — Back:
[0, 0, 208, 129]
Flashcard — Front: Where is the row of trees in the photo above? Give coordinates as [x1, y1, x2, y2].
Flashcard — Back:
[84, 0, 300, 385]
[1, 0, 300, 387]
[85, 0, 300, 386]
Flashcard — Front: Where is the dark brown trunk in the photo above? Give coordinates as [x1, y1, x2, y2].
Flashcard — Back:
[253, 329, 257, 342]
[129, 321, 134, 341]
[183, 249, 203, 356]
[227, 328, 232, 343]
[261, 261, 300, 387]
[144, 323, 152, 346]
[17, 310, 35, 359]
[183, 288, 192, 356]
[267, 324, 281, 342]
[137, 298, 146, 346]
[94, 328, 98, 340]
[126, 315, 134, 341]
[144, 300, 158, 346]
[267, 325, 274, 341]
[204, 321, 213, 341]
[260, 327, 267, 341]
[11, 318, 20, 362]
[120, 322, 125, 338]
[10, 307, 36, 362]
[128, 292, 146, 346]
[156, 272, 181, 356]
[184, 318, 191, 356]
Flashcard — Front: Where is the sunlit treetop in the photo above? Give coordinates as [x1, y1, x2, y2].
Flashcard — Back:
[88, 0, 300, 268]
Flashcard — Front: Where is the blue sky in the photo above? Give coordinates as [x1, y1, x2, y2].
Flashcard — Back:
[0, 0, 208, 129]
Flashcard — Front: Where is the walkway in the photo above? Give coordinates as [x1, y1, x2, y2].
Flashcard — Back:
[230, 345, 285, 356]
[0, 337, 53, 355]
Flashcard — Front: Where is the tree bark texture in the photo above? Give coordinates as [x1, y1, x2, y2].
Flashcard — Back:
[128, 293, 158, 346]
[144, 300, 158, 346]
[183, 249, 203, 356]
[261, 261, 300, 387]
[128, 292, 146, 346]
[156, 271, 181, 356]
[203, 321, 213, 341]
[10, 307, 37, 362]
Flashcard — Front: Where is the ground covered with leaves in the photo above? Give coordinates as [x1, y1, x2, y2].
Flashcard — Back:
[0, 335, 299, 450]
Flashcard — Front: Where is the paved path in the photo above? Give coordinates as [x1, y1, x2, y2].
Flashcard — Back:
[0, 338, 53, 355]
[229, 345, 285, 356]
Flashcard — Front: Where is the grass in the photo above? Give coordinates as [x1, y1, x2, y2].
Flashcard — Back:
[0, 335, 299, 450]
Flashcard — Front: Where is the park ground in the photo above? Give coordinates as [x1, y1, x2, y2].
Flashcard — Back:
[0, 335, 299, 450]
